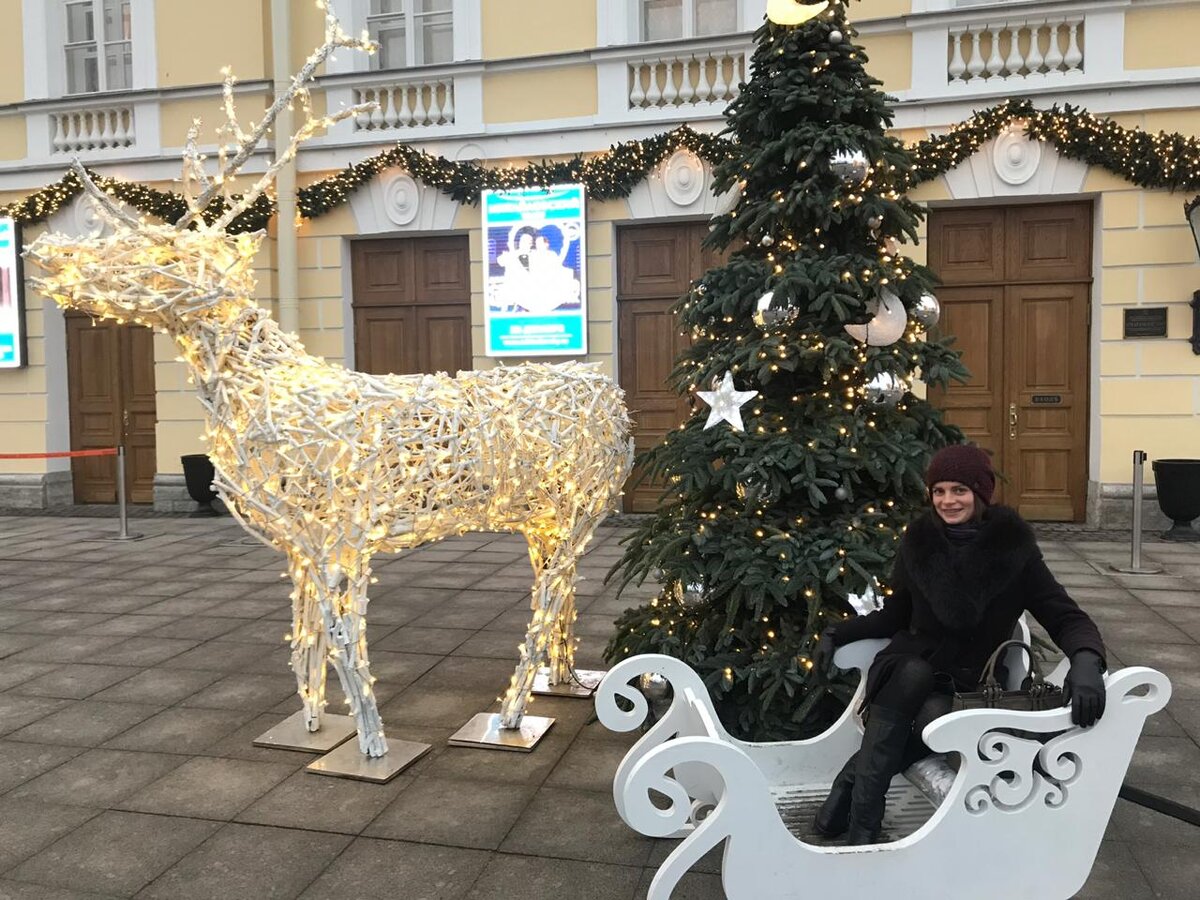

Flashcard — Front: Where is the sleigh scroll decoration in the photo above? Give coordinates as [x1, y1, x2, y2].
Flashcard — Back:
[25, 4, 634, 761]
[596, 647, 1170, 900]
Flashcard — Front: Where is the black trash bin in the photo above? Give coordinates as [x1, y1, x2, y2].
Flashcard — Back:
[180, 454, 220, 517]
[1152, 459, 1200, 542]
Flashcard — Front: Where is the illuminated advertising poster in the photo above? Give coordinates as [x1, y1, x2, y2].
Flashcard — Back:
[483, 185, 587, 357]
[0, 216, 26, 369]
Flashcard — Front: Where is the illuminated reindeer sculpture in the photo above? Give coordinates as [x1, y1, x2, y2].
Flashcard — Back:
[25, 10, 634, 759]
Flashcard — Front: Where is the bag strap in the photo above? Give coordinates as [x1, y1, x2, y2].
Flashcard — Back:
[981, 639, 1043, 689]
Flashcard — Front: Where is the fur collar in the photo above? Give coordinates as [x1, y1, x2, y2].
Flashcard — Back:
[898, 505, 1038, 631]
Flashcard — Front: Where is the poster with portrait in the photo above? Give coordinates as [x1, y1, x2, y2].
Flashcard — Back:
[482, 185, 587, 357]
[0, 216, 26, 369]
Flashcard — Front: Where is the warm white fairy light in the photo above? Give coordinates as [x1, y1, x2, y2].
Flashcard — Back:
[25, 6, 633, 757]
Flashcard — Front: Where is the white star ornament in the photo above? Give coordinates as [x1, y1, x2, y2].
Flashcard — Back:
[697, 372, 759, 432]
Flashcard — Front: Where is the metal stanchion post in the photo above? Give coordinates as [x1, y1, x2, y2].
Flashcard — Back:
[1112, 450, 1161, 575]
[108, 445, 144, 542]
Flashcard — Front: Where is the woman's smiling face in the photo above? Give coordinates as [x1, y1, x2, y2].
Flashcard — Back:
[931, 481, 977, 524]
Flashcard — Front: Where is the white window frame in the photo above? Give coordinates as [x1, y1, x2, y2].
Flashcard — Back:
[599, 0, 764, 46]
[63, 0, 132, 94]
[911, 0, 1011, 9]
[640, 0, 740, 41]
[327, 0, 481, 76]
[366, 0, 455, 70]
[23, 0, 156, 100]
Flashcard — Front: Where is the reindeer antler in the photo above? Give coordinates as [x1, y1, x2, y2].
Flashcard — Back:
[68, 160, 144, 230]
[176, 2, 377, 232]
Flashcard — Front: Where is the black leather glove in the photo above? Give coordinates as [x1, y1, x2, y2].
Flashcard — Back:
[1063, 649, 1106, 727]
[811, 627, 839, 678]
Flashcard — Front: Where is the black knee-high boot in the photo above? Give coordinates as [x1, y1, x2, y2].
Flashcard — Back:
[813, 752, 856, 837]
[846, 705, 913, 845]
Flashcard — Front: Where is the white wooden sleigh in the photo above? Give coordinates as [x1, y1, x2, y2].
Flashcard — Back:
[595, 641, 1170, 900]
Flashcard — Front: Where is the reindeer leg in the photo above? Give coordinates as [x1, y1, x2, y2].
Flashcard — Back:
[313, 554, 389, 758]
[499, 528, 585, 728]
[286, 555, 328, 732]
[546, 556, 579, 687]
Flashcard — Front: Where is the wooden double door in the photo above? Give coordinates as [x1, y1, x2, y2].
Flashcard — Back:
[617, 222, 726, 512]
[928, 202, 1092, 522]
[351, 235, 472, 376]
[66, 313, 157, 503]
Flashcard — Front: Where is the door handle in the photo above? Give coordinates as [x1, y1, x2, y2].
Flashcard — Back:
[1009, 403, 1017, 440]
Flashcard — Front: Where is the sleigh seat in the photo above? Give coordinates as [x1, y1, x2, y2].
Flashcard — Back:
[595, 639, 1170, 900]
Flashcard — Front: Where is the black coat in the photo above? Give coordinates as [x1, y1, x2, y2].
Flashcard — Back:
[833, 505, 1106, 704]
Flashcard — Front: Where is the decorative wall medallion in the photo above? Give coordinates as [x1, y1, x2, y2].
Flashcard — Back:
[383, 173, 420, 226]
[454, 142, 485, 162]
[664, 149, 705, 207]
[993, 127, 1041, 186]
[75, 195, 109, 238]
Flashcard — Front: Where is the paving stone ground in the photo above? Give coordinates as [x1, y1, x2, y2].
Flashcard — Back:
[0, 514, 1197, 899]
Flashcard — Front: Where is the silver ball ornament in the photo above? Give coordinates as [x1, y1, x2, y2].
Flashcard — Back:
[867, 215, 883, 230]
[830, 149, 869, 184]
[760, 234, 774, 247]
[830, 29, 843, 44]
[864, 372, 908, 407]
[639, 672, 670, 703]
[674, 580, 706, 608]
[911, 292, 941, 330]
[834, 486, 850, 501]
[752, 291, 798, 329]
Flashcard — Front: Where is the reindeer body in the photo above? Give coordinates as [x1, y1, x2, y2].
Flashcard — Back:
[28, 222, 632, 760]
[22, 7, 635, 758]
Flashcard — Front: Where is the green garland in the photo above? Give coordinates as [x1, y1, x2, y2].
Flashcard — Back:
[908, 98, 1200, 193]
[4, 101, 1200, 234]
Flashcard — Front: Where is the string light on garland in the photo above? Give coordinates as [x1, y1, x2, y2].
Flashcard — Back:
[6, 99, 1200, 231]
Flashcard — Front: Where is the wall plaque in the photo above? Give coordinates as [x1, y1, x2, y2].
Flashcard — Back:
[1123, 307, 1168, 339]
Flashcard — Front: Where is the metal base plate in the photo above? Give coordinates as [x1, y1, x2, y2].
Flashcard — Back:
[448, 713, 555, 752]
[306, 738, 431, 783]
[78, 531, 144, 543]
[252, 711, 357, 753]
[1110, 564, 1165, 575]
[531, 667, 605, 698]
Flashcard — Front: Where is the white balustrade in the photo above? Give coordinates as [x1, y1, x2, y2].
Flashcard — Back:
[947, 16, 1085, 85]
[628, 49, 746, 111]
[51, 105, 136, 154]
[353, 78, 455, 132]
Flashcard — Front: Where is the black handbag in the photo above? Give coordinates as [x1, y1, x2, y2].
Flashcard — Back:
[949, 639, 1064, 712]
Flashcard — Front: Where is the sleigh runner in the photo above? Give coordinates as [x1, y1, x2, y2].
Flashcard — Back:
[596, 645, 1170, 900]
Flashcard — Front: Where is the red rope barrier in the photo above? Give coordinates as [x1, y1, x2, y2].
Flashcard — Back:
[0, 448, 118, 460]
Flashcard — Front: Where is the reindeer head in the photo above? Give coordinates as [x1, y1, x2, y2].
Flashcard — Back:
[26, 213, 266, 332]
[24, 3, 374, 335]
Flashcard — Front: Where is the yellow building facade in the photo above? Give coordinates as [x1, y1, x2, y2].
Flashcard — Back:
[0, 0, 1197, 527]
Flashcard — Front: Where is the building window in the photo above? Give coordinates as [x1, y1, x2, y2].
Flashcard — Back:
[642, 0, 738, 41]
[63, 0, 132, 94]
[367, 0, 454, 70]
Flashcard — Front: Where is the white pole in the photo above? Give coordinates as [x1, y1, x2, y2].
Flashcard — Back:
[1131, 450, 1145, 570]
[110, 445, 143, 542]
[1112, 450, 1161, 575]
[271, 0, 299, 335]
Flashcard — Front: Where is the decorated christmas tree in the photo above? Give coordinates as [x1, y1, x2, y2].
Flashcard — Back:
[605, 0, 969, 740]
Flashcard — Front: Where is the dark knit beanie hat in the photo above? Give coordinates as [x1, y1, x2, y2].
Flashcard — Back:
[925, 444, 995, 505]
